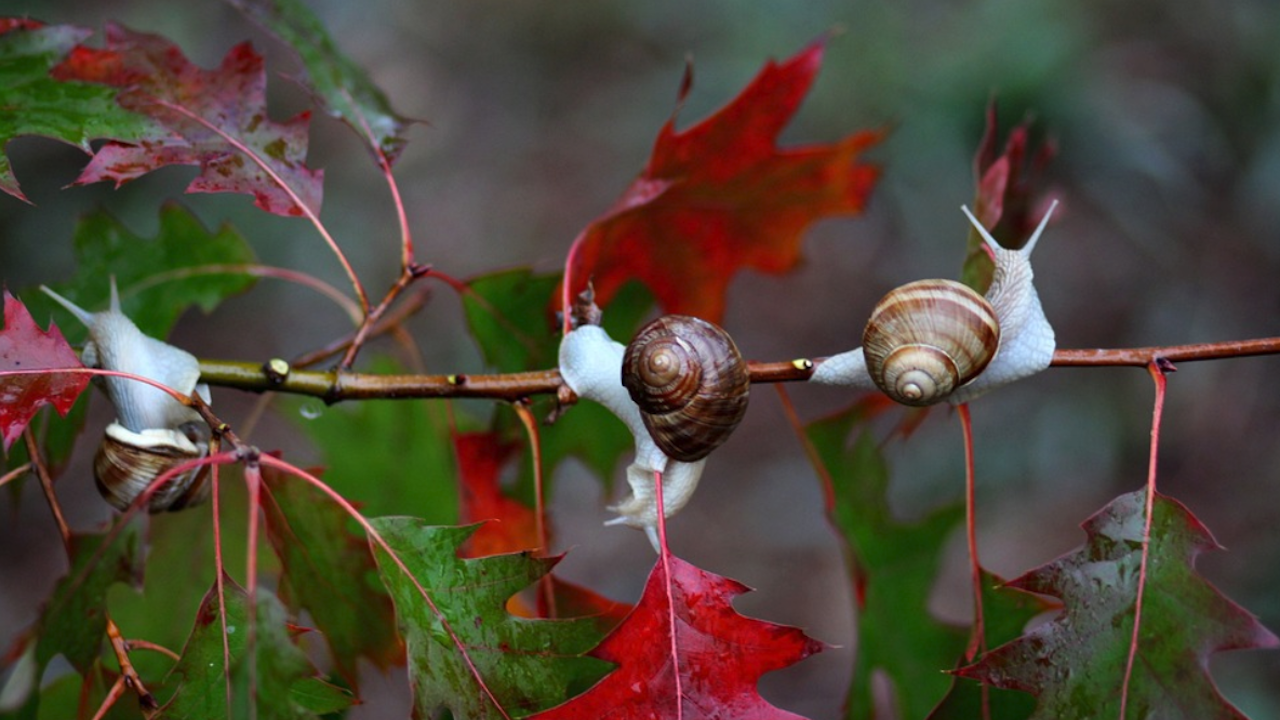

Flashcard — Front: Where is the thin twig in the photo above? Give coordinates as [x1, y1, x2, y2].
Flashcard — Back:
[337, 264, 431, 370]
[1051, 338, 1280, 366]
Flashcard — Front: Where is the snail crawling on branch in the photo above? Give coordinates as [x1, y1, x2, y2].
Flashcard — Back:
[559, 312, 750, 549]
[41, 281, 213, 513]
[811, 201, 1059, 405]
[621, 315, 750, 463]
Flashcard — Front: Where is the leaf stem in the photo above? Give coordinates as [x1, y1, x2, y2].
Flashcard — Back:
[1120, 360, 1168, 719]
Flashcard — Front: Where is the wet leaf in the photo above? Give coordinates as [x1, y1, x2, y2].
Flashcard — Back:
[261, 466, 402, 690]
[52, 23, 323, 217]
[0, 19, 156, 202]
[0, 291, 89, 451]
[368, 520, 608, 719]
[530, 554, 824, 719]
[958, 490, 1279, 719]
[226, 0, 414, 164]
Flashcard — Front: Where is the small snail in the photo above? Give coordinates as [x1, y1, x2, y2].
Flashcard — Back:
[621, 315, 750, 462]
[811, 201, 1058, 405]
[559, 316, 748, 549]
[41, 281, 212, 512]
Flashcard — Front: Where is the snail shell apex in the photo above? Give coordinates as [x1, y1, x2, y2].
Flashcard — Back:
[622, 315, 749, 463]
[862, 279, 999, 406]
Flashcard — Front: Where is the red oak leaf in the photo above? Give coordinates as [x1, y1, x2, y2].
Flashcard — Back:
[52, 23, 322, 217]
[0, 18, 45, 33]
[971, 99, 1056, 244]
[0, 291, 90, 451]
[454, 431, 539, 558]
[530, 554, 825, 720]
[561, 39, 883, 323]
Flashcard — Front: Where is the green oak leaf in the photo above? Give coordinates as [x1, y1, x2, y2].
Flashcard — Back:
[163, 575, 352, 720]
[2, 525, 145, 719]
[805, 406, 968, 720]
[225, 0, 413, 163]
[261, 466, 402, 689]
[24, 203, 257, 342]
[291, 357, 458, 524]
[958, 490, 1280, 719]
[35, 525, 144, 674]
[368, 520, 609, 719]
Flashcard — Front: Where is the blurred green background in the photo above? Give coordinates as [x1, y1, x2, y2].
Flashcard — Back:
[2, 0, 1280, 717]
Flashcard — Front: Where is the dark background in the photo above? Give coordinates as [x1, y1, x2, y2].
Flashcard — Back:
[2, 1, 1279, 717]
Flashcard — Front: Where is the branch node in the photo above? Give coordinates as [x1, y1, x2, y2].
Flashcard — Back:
[262, 357, 291, 385]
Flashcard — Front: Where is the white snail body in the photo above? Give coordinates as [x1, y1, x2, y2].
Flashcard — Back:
[559, 323, 714, 550]
[811, 201, 1058, 405]
[41, 281, 212, 512]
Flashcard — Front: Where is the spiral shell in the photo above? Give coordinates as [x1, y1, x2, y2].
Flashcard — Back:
[94, 421, 211, 512]
[621, 315, 749, 462]
[862, 279, 1000, 406]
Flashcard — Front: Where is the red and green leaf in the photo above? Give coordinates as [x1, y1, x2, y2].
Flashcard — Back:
[0, 291, 90, 451]
[561, 39, 883, 323]
[0, 18, 157, 203]
[926, 570, 1053, 720]
[261, 466, 402, 690]
[226, 0, 414, 164]
[531, 554, 825, 720]
[52, 23, 323, 217]
[958, 490, 1279, 719]
[367, 519, 610, 719]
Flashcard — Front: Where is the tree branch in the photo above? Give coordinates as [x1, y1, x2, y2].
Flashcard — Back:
[197, 337, 1280, 405]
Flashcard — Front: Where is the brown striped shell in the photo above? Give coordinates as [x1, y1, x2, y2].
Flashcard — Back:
[621, 315, 750, 462]
[94, 421, 212, 512]
[862, 279, 1000, 406]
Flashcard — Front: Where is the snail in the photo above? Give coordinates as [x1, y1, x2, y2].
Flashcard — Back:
[559, 315, 750, 549]
[811, 201, 1058, 405]
[41, 281, 212, 513]
[621, 315, 750, 462]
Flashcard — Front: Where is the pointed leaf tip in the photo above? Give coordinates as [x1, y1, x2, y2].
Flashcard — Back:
[0, 291, 89, 451]
[961, 490, 1278, 719]
[530, 555, 824, 719]
[559, 38, 882, 323]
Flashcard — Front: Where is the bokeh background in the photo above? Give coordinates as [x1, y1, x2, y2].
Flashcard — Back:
[2, 0, 1280, 717]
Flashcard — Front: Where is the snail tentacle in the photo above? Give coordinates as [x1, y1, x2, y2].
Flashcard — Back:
[40, 280, 213, 513]
[810, 201, 1058, 406]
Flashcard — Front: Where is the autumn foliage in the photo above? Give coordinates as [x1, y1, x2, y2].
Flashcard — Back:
[0, 3, 1276, 720]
